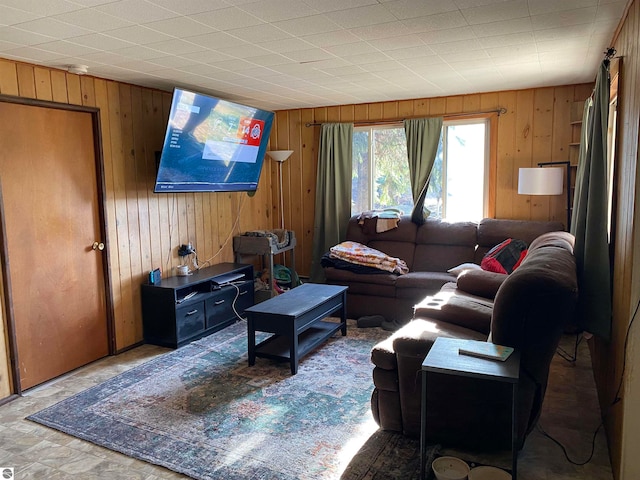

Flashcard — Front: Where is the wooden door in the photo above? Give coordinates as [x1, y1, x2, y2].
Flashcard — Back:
[0, 101, 109, 390]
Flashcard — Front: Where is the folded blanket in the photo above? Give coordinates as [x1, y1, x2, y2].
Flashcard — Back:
[357, 209, 402, 233]
[329, 241, 409, 274]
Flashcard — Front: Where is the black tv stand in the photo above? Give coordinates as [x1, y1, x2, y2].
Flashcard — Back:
[141, 263, 254, 348]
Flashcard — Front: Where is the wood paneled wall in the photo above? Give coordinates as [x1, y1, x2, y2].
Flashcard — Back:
[594, 1, 640, 478]
[270, 84, 593, 277]
[0, 58, 274, 395]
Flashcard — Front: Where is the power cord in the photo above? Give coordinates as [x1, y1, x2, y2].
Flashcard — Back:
[539, 295, 640, 465]
[219, 280, 248, 322]
[537, 421, 603, 466]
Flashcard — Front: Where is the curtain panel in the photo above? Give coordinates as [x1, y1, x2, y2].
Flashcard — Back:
[570, 60, 612, 340]
[403, 117, 443, 224]
[309, 123, 354, 283]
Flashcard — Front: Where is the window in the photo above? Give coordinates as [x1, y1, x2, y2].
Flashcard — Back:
[351, 119, 489, 222]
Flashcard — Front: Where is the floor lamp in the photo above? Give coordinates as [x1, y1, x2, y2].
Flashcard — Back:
[266, 150, 293, 230]
[518, 161, 571, 229]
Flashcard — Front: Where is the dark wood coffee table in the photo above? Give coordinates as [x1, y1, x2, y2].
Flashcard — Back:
[244, 283, 348, 374]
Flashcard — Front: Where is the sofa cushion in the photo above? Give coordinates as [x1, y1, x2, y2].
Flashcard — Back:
[413, 290, 494, 334]
[412, 244, 476, 272]
[392, 317, 486, 359]
[394, 271, 456, 299]
[456, 269, 507, 299]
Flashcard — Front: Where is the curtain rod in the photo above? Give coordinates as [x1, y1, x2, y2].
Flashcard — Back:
[304, 107, 507, 127]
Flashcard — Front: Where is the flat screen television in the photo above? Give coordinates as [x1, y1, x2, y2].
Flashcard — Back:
[154, 88, 274, 193]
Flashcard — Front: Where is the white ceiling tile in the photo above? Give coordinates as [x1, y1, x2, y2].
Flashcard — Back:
[182, 50, 233, 63]
[221, 43, 274, 59]
[384, 45, 435, 60]
[343, 51, 392, 65]
[0, 0, 626, 109]
[187, 32, 246, 50]
[273, 15, 342, 36]
[300, 0, 378, 13]
[0, 26, 55, 45]
[238, 0, 318, 22]
[477, 31, 534, 48]
[0, 0, 82, 16]
[444, 49, 490, 62]
[324, 41, 377, 57]
[146, 38, 206, 55]
[37, 40, 99, 56]
[0, 46, 67, 62]
[596, 1, 628, 20]
[67, 33, 133, 50]
[257, 37, 315, 53]
[366, 34, 424, 51]
[325, 4, 397, 28]
[531, 7, 597, 30]
[104, 25, 173, 44]
[302, 30, 361, 48]
[429, 39, 484, 54]
[144, 17, 215, 37]
[14, 18, 93, 38]
[349, 21, 412, 40]
[0, 6, 41, 26]
[461, 0, 529, 25]
[96, 0, 179, 23]
[52, 9, 133, 31]
[360, 60, 405, 72]
[453, 0, 514, 8]
[401, 11, 469, 33]
[189, 7, 263, 31]
[148, 0, 230, 15]
[470, 16, 532, 37]
[533, 23, 594, 42]
[114, 44, 167, 60]
[417, 26, 477, 44]
[226, 23, 292, 43]
[286, 48, 335, 63]
[527, 0, 598, 16]
[142, 56, 200, 68]
[383, 0, 458, 20]
[242, 53, 292, 67]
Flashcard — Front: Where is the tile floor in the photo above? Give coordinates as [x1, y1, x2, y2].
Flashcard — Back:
[0, 332, 613, 480]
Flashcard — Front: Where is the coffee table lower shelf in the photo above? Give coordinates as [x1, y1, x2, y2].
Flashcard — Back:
[254, 320, 343, 362]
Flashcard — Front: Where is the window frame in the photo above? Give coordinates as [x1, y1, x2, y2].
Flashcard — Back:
[350, 112, 498, 220]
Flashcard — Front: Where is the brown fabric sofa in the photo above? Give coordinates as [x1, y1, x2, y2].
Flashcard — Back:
[323, 215, 564, 322]
[370, 231, 578, 451]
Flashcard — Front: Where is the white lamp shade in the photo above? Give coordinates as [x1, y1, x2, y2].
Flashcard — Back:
[266, 150, 293, 162]
[518, 167, 564, 195]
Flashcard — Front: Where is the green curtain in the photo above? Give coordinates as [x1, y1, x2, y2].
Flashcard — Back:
[570, 60, 611, 340]
[403, 117, 443, 224]
[309, 123, 353, 283]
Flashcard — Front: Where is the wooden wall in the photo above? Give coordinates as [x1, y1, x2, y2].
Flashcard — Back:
[0, 56, 601, 406]
[594, 1, 640, 478]
[270, 84, 593, 277]
[0, 58, 275, 396]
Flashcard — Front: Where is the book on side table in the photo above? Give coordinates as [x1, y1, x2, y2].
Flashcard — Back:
[458, 340, 514, 362]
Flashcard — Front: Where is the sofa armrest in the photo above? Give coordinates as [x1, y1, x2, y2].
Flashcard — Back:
[456, 269, 507, 299]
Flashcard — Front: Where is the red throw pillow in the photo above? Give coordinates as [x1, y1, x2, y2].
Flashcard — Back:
[481, 238, 528, 274]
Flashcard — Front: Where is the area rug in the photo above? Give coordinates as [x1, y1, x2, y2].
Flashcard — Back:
[28, 319, 433, 479]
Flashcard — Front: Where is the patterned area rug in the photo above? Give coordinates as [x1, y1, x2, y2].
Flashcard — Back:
[28, 319, 433, 479]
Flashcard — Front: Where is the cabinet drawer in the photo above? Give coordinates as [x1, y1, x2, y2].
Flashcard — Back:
[176, 301, 206, 339]
[205, 290, 234, 328]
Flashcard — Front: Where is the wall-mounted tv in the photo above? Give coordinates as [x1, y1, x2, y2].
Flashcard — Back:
[154, 88, 274, 193]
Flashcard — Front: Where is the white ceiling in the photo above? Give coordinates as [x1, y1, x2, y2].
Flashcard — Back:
[0, 0, 627, 111]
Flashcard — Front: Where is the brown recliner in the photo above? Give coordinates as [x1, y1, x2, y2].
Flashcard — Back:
[370, 231, 578, 450]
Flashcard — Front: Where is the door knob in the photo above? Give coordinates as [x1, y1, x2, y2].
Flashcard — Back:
[92, 241, 105, 251]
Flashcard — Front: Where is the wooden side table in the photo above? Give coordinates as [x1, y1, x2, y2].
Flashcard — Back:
[420, 337, 521, 480]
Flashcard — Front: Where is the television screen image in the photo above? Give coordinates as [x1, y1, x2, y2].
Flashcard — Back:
[154, 88, 274, 193]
